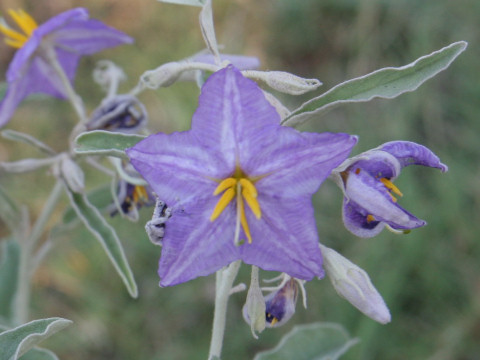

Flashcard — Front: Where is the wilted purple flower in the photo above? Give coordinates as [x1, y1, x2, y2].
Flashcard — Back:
[334, 141, 448, 238]
[0, 8, 133, 127]
[109, 179, 155, 222]
[87, 95, 148, 133]
[127, 65, 357, 286]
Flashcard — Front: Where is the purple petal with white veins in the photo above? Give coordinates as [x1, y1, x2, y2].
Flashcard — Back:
[342, 199, 385, 238]
[344, 169, 425, 232]
[159, 196, 239, 286]
[240, 195, 324, 280]
[380, 141, 448, 172]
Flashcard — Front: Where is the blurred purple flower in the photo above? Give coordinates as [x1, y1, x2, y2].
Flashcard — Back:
[127, 65, 357, 286]
[336, 141, 448, 238]
[0, 8, 133, 127]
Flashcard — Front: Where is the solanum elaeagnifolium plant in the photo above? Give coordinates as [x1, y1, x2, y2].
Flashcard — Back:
[0, 0, 467, 359]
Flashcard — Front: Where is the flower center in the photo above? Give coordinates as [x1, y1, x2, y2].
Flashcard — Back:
[379, 177, 403, 202]
[210, 173, 261, 244]
[0, 9, 38, 49]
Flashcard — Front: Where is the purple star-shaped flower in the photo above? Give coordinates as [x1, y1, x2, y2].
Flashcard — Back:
[0, 8, 133, 127]
[336, 141, 448, 238]
[127, 66, 357, 286]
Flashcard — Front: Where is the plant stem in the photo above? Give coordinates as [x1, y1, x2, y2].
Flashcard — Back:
[15, 181, 64, 325]
[208, 260, 241, 360]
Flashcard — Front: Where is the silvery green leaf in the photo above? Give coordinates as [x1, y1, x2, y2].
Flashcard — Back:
[244, 70, 322, 95]
[20, 347, 59, 360]
[60, 156, 85, 193]
[0, 157, 59, 173]
[1, 130, 56, 155]
[199, 0, 220, 61]
[62, 185, 113, 225]
[0, 239, 20, 326]
[253, 323, 359, 360]
[62, 182, 138, 298]
[158, 0, 205, 6]
[74, 130, 145, 159]
[283, 41, 468, 127]
[0, 184, 22, 232]
[0, 317, 72, 360]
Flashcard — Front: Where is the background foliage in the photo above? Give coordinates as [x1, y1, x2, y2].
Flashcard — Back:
[0, 0, 478, 359]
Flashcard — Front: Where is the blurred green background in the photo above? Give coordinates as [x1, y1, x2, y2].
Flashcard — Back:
[0, 0, 479, 359]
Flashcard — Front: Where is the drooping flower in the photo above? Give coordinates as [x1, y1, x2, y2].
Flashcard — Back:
[127, 65, 357, 286]
[0, 8, 133, 127]
[109, 179, 155, 222]
[332, 141, 448, 238]
[87, 95, 148, 133]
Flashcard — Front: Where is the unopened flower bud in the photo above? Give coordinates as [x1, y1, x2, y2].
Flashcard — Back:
[242, 266, 266, 338]
[320, 244, 391, 324]
[87, 95, 148, 134]
[140, 62, 186, 89]
[60, 155, 85, 193]
[264, 71, 321, 95]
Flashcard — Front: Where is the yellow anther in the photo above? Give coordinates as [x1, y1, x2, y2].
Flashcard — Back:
[213, 177, 237, 195]
[133, 185, 148, 203]
[0, 9, 38, 49]
[269, 317, 278, 326]
[210, 187, 235, 221]
[8, 9, 38, 36]
[239, 178, 257, 197]
[238, 196, 252, 244]
[380, 178, 403, 197]
[366, 214, 375, 223]
[242, 187, 261, 219]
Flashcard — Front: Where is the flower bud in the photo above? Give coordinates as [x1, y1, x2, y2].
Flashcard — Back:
[60, 155, 85, 193]
[320, 244, 391, 324]
[264, 71, 321, 95]
[140, 62, 186, 89]
[242, 266, 266, 338]
[87, 95, 148, 134]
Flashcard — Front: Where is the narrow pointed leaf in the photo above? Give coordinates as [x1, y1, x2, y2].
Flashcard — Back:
[0, 239, 20, 326]
[283, 41, 467, 127]
[74, 130, 145, 159]
[62, 182, 138, 298]
[0, 317, 71, 360]
[157, 0, 205, 6]
[0, 184, 22, 232]
[20, 347, 59, 360]
[253, 323, 359, 360]
[1, 130, 56, 155]
[62, 184, 113, 225]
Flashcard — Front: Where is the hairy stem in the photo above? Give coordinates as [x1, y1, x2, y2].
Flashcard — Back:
[208, 260, 241, 360]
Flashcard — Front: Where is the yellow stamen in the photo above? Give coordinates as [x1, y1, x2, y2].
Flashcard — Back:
[0, 9, 38, 49]
[133, 185, 148, 203]
[8, 9, 38, 36]
[239, 196, 252, 244]
[239, 178, 257, 198]
[366, 214, 375, 223]
[379, 178, 403, 197]
[242, 187, 261, 219]
[269, 317, 278, 326]
[213, 177, 237, 195]
[210, 187, 235, 221]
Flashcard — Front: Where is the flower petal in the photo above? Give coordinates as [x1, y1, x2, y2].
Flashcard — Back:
[158, 196, 239, 286]
[239, 195, 324, 280]
[190, 65, 282, 167]
[250, 131, 357, 198]
[127, 131, 230, 206]
[380, 141, 448, 172]
[342, 199, 385, 238]
[344, 169, 425, 234]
